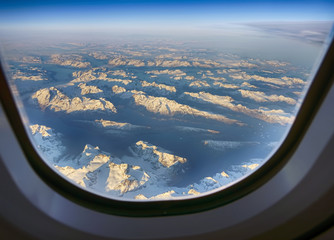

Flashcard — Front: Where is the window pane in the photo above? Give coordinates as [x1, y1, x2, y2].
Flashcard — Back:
[0, 1, 333, 200]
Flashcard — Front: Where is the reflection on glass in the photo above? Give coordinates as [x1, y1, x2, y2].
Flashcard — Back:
[0, 1, 333, 200]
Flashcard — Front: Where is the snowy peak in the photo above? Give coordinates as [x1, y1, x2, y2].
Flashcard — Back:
[29, 124, 65, 163]
[55, 144, 150, 195]
[78, 83, 103, 95]
[29, 124, 264, 199]
[30, 124, 52, 137]
[32, 87, 117, 113]
[134, 141, 187, 168]
[76, 144, 108, 166]
[132, 92, 243, 125]
[95, 119, 142, 130]
[105, 162, 149, 194]
[183, 91, 294, 125]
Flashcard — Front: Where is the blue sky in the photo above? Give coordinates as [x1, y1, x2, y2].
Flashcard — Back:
[0, 0, 333, 31]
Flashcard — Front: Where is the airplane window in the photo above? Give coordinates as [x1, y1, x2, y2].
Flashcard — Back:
[0, 0, 333, 202]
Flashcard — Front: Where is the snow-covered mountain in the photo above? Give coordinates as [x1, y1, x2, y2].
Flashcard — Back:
[29, 124, 66, 163]
[32, 87, 117, 113]
[29, 124, 263, 200]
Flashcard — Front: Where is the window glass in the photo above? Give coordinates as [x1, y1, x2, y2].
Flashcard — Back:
[0, 1, 333, 200]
